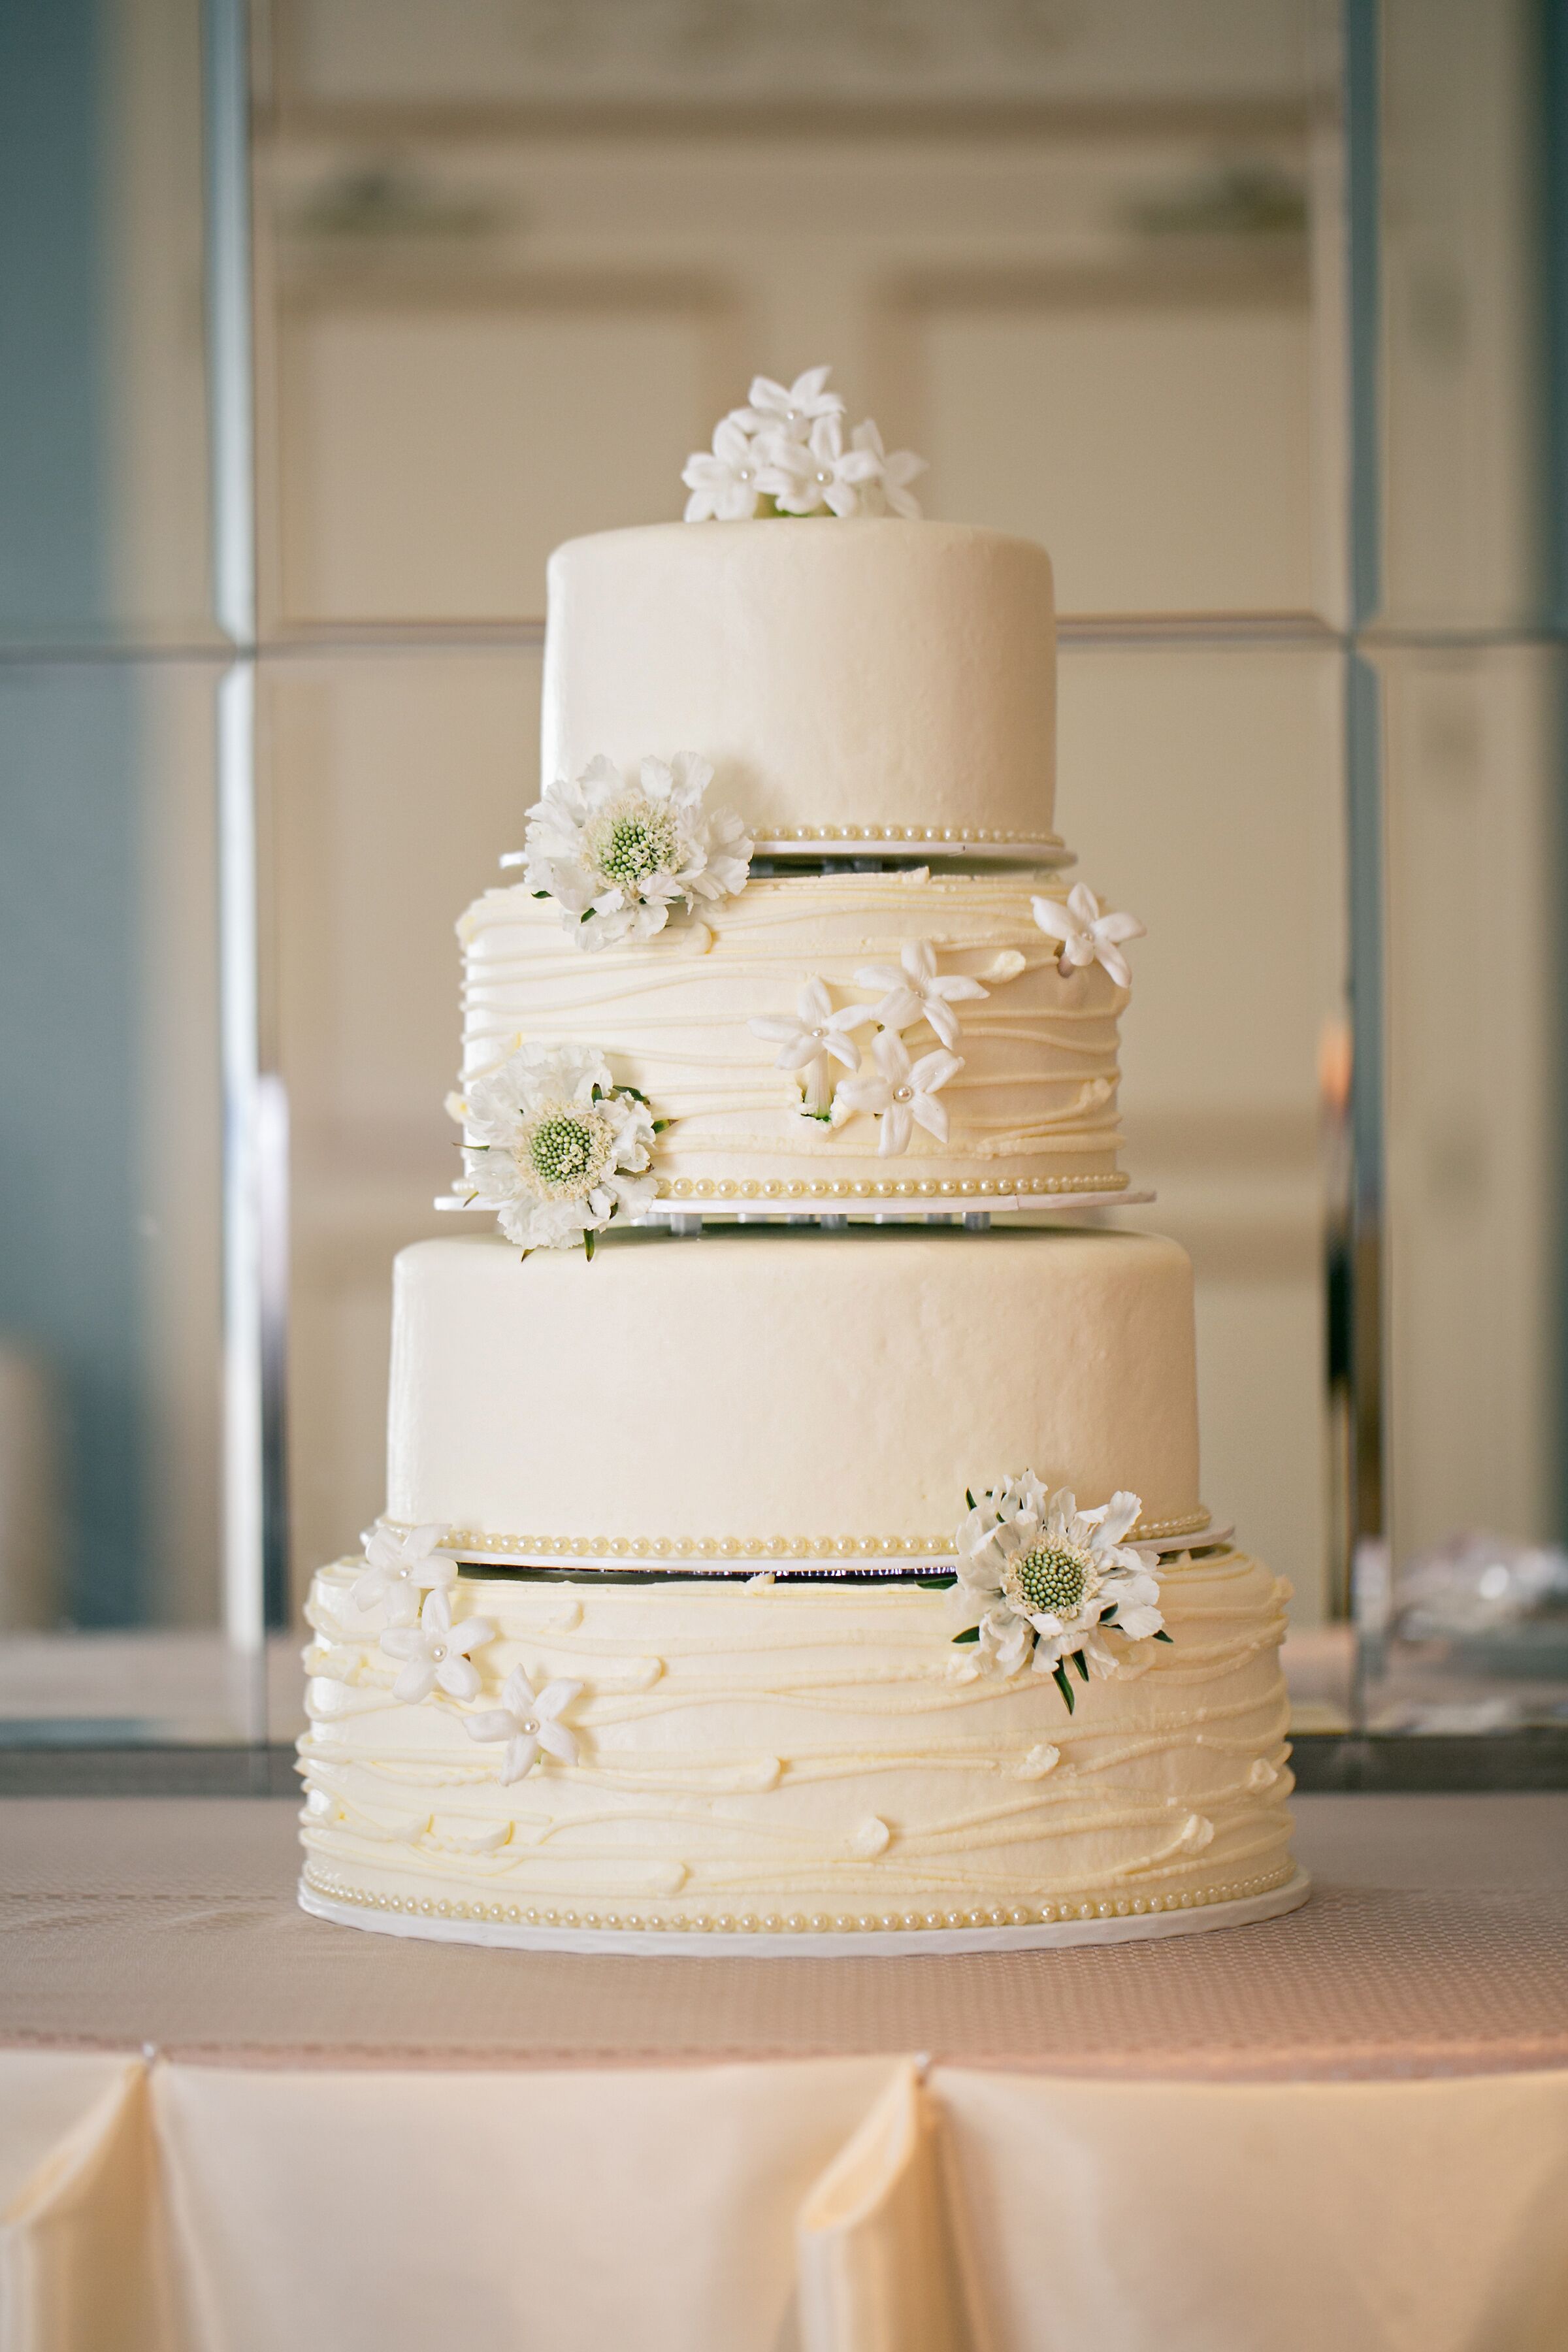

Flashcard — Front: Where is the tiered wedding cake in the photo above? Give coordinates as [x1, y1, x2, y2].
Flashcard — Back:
[299, 370, 1302, 1953]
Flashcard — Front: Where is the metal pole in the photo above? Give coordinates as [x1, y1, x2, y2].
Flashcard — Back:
[1343, 0, 1390, 1716]
[204, 0, 287, 1726]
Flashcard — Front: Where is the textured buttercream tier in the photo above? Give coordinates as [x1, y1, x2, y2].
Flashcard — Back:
[541, 521, 1057, 845]
[299, 1551, 1294, 1933]
[459, 870, 1124, 1196]
[385, 1228, 1203, 1552]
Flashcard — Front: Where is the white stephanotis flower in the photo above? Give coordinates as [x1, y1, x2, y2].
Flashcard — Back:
[465, 1664, 582, 1785]
[461, 1040, 657, 1255]
[380, 1587, 497, 1705]
[855, 939, 988, 1051]
[836, 1028, 961, 1154]
[1032, 883, 1146, 989]
[736, 363, 844, 440]
[948, 1476, 1168, 1707]
[352, 1522, 456, 1627]
[681, 414, 768, 522]
[849, 419, 928, 519]
[524, 751, 751, 950]
[759, 411, 882, 518]
[749, 977, 876, 1117]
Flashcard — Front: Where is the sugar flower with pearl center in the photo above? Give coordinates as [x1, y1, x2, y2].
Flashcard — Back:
[1032, 883, 1145, 988]
[380, 1588, 497, 1705]
[855, 938, 988, 1051]
[749, 977, 876, 1116]
[836, 1028, 961, 1154]
[465, 1664, 582, 1784]
[352, 1521, 455, 1627]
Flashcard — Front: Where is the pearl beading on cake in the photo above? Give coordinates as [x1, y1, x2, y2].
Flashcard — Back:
[655, 1173, 1127, 1201]
[758, 824, 1060, 847]
[301, 1859, 1296, 1935]
[378, 1507, 1214, 1563]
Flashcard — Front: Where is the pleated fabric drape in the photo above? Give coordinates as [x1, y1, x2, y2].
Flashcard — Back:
[5, 2049, 1568, 2352]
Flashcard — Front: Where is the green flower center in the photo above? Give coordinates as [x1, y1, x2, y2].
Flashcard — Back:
[523, 1107, 612, 1197]
[1008, 1544, 1091, 1618]
[586, 799, 679, 890]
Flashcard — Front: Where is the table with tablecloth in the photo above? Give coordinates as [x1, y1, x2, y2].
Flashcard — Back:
[3, 1792, 1566, 2352]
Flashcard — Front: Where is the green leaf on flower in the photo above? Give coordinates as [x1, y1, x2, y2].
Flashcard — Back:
[651, 1119, 670, 1134]
[1071, 1649, 1090, 1684]
[1153, 1628, 1174, 1644]
[532, 890, 550, 900]
[965, 1488, 977, 1512]
[583, 1230, 596, 1261]
[619, 1085, 649, 1103]
[1052, 1661, 1076, 1713]
[580, 909, 594, 924]
[951, 1625, 981, 1645]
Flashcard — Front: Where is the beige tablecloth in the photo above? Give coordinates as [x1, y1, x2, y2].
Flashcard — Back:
[3, 1794, 1567, 2352]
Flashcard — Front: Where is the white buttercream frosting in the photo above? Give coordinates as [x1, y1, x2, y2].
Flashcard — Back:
[541, 521, 1057, 845]
[385, 1228, 1203, 1550]
[299, 1550, 1294, 1928]
[458, 870, 1124, 1195]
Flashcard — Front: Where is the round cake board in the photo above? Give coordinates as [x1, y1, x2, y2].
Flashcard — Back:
[299, 1867, 1309, 1959]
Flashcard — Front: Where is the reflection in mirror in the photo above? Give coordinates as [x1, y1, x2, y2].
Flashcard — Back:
[256, 0, 1337, 626]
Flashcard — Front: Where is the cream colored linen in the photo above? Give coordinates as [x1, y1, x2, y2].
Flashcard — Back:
[6, 2053, 1568, 2352]
[152, 2053, 898, 2352]
[0, 2052, 169, 2352]
[938, 2065, 1568, 2352]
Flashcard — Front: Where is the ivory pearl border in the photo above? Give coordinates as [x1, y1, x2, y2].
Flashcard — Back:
[299, 1863, 1307, 1958]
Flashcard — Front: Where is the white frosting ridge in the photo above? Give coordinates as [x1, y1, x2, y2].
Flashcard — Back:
[542, 521, 1057, 843]
[299, 1551, 1294, 1923]
[384, 1227, 1203, 1544]
[459, 870, 1123, 1192]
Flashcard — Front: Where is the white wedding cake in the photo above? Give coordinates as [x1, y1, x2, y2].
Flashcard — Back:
[299, 370, 1302, 1953]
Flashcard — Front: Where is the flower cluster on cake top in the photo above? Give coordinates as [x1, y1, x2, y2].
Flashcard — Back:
[948, 1475, 1170, 1708]
[523, 751, 753, 950]
[682, 366, 926, 522]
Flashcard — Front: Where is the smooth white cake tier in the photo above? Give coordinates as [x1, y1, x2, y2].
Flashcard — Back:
[299, 1548, 1295, 1936]
[459, 870, 1124, 1200]
[385, 1228, 1205, 1560]
[540, 521, 1058, 849]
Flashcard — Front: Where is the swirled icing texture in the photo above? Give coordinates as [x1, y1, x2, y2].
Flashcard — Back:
[298, 1552, 1294, 1925]
[542, 521, 1057, 843]
[386, 1228, 1203, 1545]
[459, 871, 1124, 1192]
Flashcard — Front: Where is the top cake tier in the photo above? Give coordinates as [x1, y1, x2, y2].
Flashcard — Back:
[541, 520, 1058, 854]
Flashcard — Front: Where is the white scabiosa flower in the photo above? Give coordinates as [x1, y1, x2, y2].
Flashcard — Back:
[949, 1477, 1168, 1706]
[351, 1522, 456, 1627]
[380, 1588, 497, 1705]
[849, 418, 927, 519]
[461, 1040, 659, 1256]
[523, 751, 751, 950]
[836, 1028, 961, 1154]
[749, 976, 876, 1117]
[1032, 883, 1146, 989]
[855, 938, 988, 1051]
[465, 1664, 582, 1784]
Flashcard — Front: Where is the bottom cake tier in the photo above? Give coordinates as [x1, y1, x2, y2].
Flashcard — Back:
[297, 1545, 1298, 1948]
